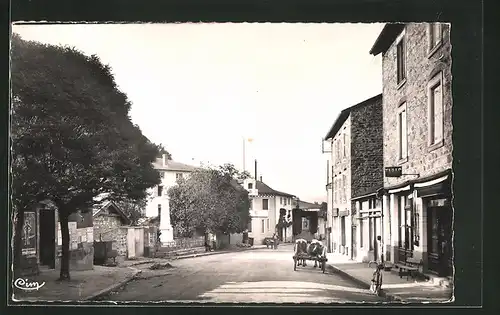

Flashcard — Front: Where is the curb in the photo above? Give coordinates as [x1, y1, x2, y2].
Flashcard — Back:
[168, 246, 265, 260]
[84, 267, 142, 301]
[326, 264, 403, 302]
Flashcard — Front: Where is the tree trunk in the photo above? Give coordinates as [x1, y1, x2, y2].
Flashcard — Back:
[58, 209, 71, 281]
[13, 207, 25, 277]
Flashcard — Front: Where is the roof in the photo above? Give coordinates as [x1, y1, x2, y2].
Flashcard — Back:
[93, 201, 131, 225]
[293, 200, 320, 210]
[324, 94, 382, 140]
[152, 158, 198, 172]
[255, 180, 295, 198]
[369, 23, 406, 56]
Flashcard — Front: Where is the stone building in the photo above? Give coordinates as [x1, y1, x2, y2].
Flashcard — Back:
[370, 23, 453, 278]
[93, 201, 131, 262]
[324, 94, 383, 261]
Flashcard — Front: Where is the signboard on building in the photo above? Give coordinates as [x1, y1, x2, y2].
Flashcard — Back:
[385, 166, 402, 177]
[21, 212, 37, 258]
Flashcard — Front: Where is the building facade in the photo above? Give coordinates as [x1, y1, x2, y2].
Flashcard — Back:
[144, 154, 197, 244]
[324, 94, 383, 260]
[243, 177, 295, 245]
[370, 23, 453, 278]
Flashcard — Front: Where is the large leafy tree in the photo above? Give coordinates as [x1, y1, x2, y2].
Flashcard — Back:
[11, 34, 161, 280]
[168, 163, 250, 238]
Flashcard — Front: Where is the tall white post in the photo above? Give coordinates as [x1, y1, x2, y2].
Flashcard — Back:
[159, 197, 174, 244]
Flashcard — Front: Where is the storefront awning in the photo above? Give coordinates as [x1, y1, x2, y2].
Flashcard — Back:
[388, 185, 411, 194]
[415, 174, 450, 198]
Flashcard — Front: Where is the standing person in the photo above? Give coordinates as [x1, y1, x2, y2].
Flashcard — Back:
[272, 233, 278, 249]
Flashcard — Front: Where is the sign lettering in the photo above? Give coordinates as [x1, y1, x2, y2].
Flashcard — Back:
[385, 166, 402, 178]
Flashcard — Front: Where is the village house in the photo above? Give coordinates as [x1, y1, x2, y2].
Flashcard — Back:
[324, 94, 384, 261]
[370, 23, 453, 279]
[92, 201, 148, 264]
[243, 171, 295, 245]
[292, 200, 325, 242]
[144, 154, 198, 244]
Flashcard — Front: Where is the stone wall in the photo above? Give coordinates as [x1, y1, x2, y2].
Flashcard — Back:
[93, 214, 128, 258]
[350, 96, 384, 198]
[382, 23, 453, 187]
[55, 211, 94, 271]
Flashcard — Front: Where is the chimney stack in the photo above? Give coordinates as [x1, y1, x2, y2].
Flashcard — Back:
[254, 159, 257, 180]
[162, 154, 167, 167]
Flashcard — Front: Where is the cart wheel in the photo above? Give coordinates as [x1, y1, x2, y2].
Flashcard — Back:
[322, 261, 326, 273]
[293, 257, 297, 271]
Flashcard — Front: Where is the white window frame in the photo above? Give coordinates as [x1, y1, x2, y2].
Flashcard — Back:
[342, 133, 347, 160]
[176, 172, 183, 180]
[261, 219, 265, 233]
[427, 23, 443, 57]
[397, 102, 408, 162]
[395, 29, 407, 88]
[427, 72, 445, 149]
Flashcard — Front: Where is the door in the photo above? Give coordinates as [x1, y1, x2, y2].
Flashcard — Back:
[39, 209, 56, 268]
[427, 206, 453, 276]
[351, 225, 357, 260]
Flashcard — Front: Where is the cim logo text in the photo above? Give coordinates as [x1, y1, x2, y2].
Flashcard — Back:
[14, 278, 45, 291]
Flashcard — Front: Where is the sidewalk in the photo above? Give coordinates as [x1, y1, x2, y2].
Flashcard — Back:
[326, 253, 453, 303]
[12, 265, 140, 302]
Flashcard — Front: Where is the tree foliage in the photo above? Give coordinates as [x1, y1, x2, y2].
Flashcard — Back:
[168, 163, 250, 238]
[155, 143, 172, 160]
[11, 34, 161, 279]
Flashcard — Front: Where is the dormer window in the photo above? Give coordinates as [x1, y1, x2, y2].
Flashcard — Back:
[248, 183, 253, 189]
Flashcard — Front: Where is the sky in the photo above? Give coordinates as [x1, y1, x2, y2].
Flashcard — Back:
[12, 23, 384, 203]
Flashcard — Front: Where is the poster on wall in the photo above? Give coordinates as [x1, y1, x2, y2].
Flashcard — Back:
[80, 228, 88, 242]
[87, 227, 94, 243]
[21, 212, 37, 257]
[57, 225, 62, 245]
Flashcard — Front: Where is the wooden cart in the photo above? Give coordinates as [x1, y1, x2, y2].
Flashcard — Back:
[293, 253, 328, 273]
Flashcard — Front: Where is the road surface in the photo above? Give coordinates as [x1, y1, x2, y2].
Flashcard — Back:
[106, 244, 384, 303]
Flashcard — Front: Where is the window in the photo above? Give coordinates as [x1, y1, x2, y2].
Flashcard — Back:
[261, 219, 265, 233]
[396, 31, 406, 84]
[428, 23, 442, 53]
[249, 200, 253, 210]
[398, 103, 408, 160]
[280, 197, 283, 204]
[157, 185, 163, 197]
[342, 133, 347, 158]
[248, 220, 252, 232]
[248, 183, 253, 189]
[160, 171, 165, 178]
[334, 177, 338, 204]
[342, 174, 347, 203]
[176, 173, 183, 180]
[262, 199, 269, 210]
[157, 204, 161, 219]
[428, 73, 444, 146]
[369, 214, 374, 250]
[267, 219, 270, 231]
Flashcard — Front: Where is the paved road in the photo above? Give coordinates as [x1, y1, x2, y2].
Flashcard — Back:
[107, 244, 384, 303]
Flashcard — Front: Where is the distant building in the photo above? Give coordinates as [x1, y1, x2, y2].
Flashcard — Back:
[243, 176, 295, 245]
[145, 154, 198, 244]
[370, 23, 453, 277]
[324, 94, 383, 261]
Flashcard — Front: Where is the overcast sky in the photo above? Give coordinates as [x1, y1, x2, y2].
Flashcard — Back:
[13, 23, 384, 203]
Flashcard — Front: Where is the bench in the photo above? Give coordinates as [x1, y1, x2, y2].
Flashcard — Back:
[394, 257, 423, 281]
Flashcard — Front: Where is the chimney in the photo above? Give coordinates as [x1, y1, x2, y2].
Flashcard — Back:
[260, 175, 262, 182]
[162, 154, 167, 167]
[254, 159, 257, 180]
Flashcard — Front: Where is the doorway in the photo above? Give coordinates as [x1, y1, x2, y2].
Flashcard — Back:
[427, 206, 452, 277]
[351, 225, 357, 260]
[39, 209, 56, 269]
